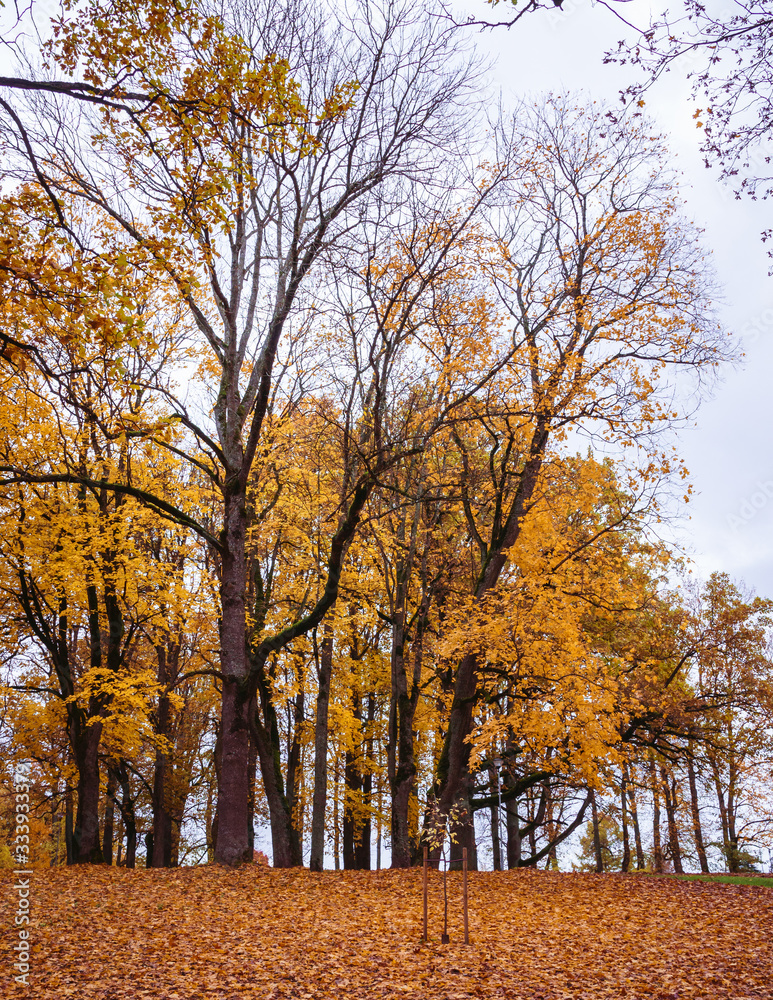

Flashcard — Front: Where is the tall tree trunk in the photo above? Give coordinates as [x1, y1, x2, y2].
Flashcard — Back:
[490, 765, 502, 872]
[355, 693, 376, 871]
[214, 490, 251, 866]
[333, 761, 341, 871]
[72, 581, 106, 864]
[726, 752, 740, 872]
[152, 647, 174, 868]
[286, 688, 306, 848]
[506, 794, 522, 870]
[205, 767, 216, 865]
[660, 764, 683, 873]
[545, 784, 558, 870]
[343, 692, 362, 870]
[246, 707, 258, 860]
[310, 622, 334, 872]
[116, 763, 137, 870]
[625, 768, 645, 870]
[686, 750, 710, 873]
[252, 708, 302, 868]
[388, 578, 426, 869]
[650, 758, 664, 874]
[620, 769, 631, 873]
[73, 721, 103, 863]
[709, 756, 734, 870]
[590, 790, 604, 873]
[102, 768, 117, 865]
[64, 781, 74, 866]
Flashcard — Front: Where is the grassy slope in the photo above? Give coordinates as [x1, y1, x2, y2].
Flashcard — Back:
[645, 872, 773, 887]
[1, 867, 772, 999]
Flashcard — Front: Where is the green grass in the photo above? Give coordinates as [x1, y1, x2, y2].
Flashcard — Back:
[641, 871, 773, 887]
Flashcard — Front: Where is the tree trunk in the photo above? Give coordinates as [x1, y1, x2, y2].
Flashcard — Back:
[355, 693, 376, 871]
[590, 790, 604, 873]
[625, 768, 645, 870]
[490, 775, 502, 873]
[333, 762, 341, 871]
[545, 784, 558, 871]
[660, 764, 683, 873]
[650, 758, 664, 874]
[252, 709, 302, 867]
[726, 753, 740, 872]
[388, 584, 425, 868]
[506, 794, 522, 870]
[310, 622, 334, 872]
[151, 657, 173, 868]
[214, 490, 251, 866]
[73, 721, 103, 863]
[686, 750, 710, 873]
[64, 781, 74, 866]
[116, 763, 137, 870]
[286, 688, 306, 849]
[205, 768, 216, 865]
[102, 768, 117, 865]
[343, 692, 362, 870]
[620, 769, 631, 873]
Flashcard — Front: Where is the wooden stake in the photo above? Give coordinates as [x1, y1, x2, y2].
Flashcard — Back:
[441, 853, 449, 943]
[463, 846, 469, 944]
[422, 846, 428, 943]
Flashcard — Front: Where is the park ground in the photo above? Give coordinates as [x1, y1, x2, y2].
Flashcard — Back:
[1, 866, 772, 999]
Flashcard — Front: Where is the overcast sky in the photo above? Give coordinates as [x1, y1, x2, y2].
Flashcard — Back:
[447, 0, 773, 598]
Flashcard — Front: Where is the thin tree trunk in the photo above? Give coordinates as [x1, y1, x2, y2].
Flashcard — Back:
[660, 763, 683, 874]
[490, 767, 502, 872]
[333, 760, 341, 871]
[545, 784, 558, 871]
[247, 708, 258, 859]
[686, 750, 710, 873]
[102, 768, 117, 865]
[590, 790, 604, 873]
[625, 768, 645, 870]
[65, 781, 74, 866]
[343, 692, 362, 870]
[205, 767, 216, 865]
[252, 710, 302, 868]
[152, 646, 175, 868]
[620, 768, 631, 873]
[286, 688, 306, 847]
[310, 622, 334, 872]
[116, 763, 137, 870]
[727, 753, 740, 872]
[388, 578, 426, 869]
[506, 794, 521, 870]
[709, 756, 733, 870]
[356, 693, 376, 870]
[650, 758, 664, 874]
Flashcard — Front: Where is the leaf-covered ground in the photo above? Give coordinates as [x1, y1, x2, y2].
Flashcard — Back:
[2, 866, 771, 999]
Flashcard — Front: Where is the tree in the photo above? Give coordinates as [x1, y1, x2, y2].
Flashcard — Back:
[609, 2, 773, 200]
[0, 0, 497, 865]
[426, 92, 728, 858]
[689, 573, 773, 872]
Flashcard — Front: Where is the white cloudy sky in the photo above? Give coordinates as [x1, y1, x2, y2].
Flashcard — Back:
[448, 0, 773, 598]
